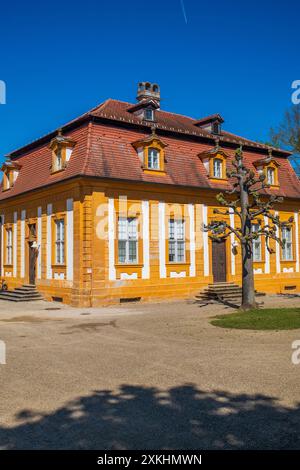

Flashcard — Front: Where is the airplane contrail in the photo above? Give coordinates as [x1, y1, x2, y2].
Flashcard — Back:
[180, 0, 188, 24]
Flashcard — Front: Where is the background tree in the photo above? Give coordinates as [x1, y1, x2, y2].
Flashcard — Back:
[270, 106, 300, 174]
[204, 146, 292, 310]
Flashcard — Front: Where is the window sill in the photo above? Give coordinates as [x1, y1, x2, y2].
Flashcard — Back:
[51, 168, 66, 175]
[52, 264, 66, 269]
[166, 261, 189, 266]
[115, 263, 143, 268]
[208, 176, 228, 183]
[3, 264, 13, 268]
[143, 168, 166, 176]
[280, 259, 294, 263]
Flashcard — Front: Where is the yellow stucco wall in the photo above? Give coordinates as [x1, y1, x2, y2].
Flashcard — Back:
[0, 177, 300, 307]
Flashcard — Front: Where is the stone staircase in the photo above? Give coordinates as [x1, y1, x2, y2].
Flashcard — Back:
[0, 284, 44, 302]
[196, 282, 243, 306]
[196, 282, 265, 307]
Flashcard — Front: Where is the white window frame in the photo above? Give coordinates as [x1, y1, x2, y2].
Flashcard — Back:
[6, 228, 13, 265]
[252, 223, 262, 262]
[213, 158, 223, 179]
[118, 217, 138, 264]
[168, 219, 185, 263]
[144, 108, 154, 121]
[147, 147, 160, 170]
[282, 226, 293, 261]
[267, 167, 275, 185]
[56, 147, 63, 171]
[55, 219, 65, 265]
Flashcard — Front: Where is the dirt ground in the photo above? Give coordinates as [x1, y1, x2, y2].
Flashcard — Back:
[0, 294, 300, 450]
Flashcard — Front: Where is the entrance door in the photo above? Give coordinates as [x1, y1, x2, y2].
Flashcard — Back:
[212, 239, 227, 282]
[29, 243, 36, 285]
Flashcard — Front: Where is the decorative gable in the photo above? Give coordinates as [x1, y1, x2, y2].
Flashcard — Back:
[194, 114, 224, 135]
[198, 141, 229, 182]
[132, 129, 168, 174]
[49, 129, 76, 173]
[253, 149, 280, 188]
[1, 160, 21, 191]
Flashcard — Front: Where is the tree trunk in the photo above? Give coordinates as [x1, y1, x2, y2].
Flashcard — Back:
[239, 161, 257, 310]
[241, 239, 256, 310]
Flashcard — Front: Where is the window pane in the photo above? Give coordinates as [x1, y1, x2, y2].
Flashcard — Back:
[118, 218, 127, 240]
[177, 241, 185, 262]
[148, 148, 159, 169]
[213, 159, 222, 178]
[128, 240, 137, 263]
[169, 219, 175, 239]
[128, 218, 137, 239]
[176, 220, 184, 240]
[169, 240, 175, 262]
[118, 240, 126, 263]
[267, 168, 274, 185]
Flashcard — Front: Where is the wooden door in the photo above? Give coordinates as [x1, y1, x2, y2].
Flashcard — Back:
[212, 240, 227, 282]
[29, 243, 36, 285]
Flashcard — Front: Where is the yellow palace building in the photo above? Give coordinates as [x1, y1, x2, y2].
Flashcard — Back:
[0, 82, 300, 306]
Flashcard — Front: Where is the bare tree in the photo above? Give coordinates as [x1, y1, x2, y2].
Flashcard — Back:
[204, 146, 292, 310]
[270, 106, 300, 173]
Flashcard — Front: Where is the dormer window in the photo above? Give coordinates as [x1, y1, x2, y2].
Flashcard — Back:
[253, 152, 280, 188]
[267, 167, 275, 185]
[55, 147, 63, 171]
[213, 158, 223, 178]
[49, 130, 76, 174]
[144, 108, 154, 121]
[148, 147, 160, 169]
[1, 160, 21, 191]
[194, 114, 224, 134]
[132, 130, 167, 174]
[212, 121, 221, 135]
[198, 145, 229, 182]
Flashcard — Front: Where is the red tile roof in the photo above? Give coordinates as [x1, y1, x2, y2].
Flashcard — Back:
[1, 99, 299, 201]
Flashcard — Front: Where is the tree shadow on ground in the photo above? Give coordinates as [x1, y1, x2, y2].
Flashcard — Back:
[1, 385, 300, 449]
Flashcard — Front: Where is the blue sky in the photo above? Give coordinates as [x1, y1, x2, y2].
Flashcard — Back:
[0, 0, 299, 159]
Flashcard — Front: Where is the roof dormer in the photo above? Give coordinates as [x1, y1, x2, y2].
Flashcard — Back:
[198, 140, 229, 182]
[253, 149, 280, 188]
[127, 82, 161, 121]
[49, 129, 76, 174]
[194, 114, 224, 135]
[132, 128, 167, 174]
[1, 160, 21, 191]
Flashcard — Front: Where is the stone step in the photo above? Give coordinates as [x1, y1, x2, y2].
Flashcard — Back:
[208, 282, 236, 287]
[0, 284, 44, 302]
[204, 287, 242, 294]
[14, 287, 39, 293]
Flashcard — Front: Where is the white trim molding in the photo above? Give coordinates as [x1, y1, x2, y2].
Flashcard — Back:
[20, 210, 26, 278]
[295, 211, 299, 273]
[264, 216, 270, 274]
[0, 214, 4, 276]
[46, 204, 52, 280]
[66, 199, 74, 282]
[275, 211, 280, 273]
[13, 212, 17, 278]
[229, 208, 235, 276]
[189, 203, 196, 277]
[159, 202, 166, 278]
[108, 198, 116, 281]
[142, 200, 150, 279]
[37, 207, 42, 279]
[202, 204, 209, 276]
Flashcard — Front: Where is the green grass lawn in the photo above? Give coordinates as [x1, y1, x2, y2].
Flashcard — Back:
[211, 308, 300, 330]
